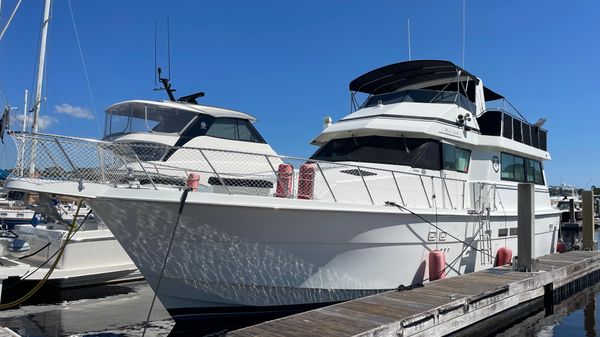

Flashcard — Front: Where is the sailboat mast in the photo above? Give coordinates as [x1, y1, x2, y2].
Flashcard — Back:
[29, 0, 51, 177]
[31, 0, 51, 134]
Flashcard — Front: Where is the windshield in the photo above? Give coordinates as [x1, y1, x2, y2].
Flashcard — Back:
[361, 89, 475, 113]
[310, 136, 442, 170]
[103, 104, 197, 140]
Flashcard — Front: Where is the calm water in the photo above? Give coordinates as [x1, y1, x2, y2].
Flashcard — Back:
[491, 282, 600, 337]
[2, 266, 600, 336]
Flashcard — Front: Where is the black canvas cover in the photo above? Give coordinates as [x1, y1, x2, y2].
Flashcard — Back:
[349, 60, 503, 101]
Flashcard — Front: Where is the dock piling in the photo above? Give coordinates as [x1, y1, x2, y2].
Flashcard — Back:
[582, 190, 595, 251]
[517, 183, 535, 272]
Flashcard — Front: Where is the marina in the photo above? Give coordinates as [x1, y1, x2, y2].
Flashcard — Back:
[0, 1, 599, 336]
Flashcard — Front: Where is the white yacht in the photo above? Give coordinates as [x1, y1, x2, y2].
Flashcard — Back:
[5, 60, 560, 320]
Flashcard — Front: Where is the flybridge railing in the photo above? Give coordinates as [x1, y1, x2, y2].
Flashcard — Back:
[9, 132, 468, 209]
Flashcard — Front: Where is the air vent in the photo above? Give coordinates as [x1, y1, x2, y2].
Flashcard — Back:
[340, 169, 377, 177]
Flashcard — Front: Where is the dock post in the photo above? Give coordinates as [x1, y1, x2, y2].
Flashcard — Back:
[517, 183, 535, 272]
[543, 283, 554, 315]
[582, 190, 595, 251]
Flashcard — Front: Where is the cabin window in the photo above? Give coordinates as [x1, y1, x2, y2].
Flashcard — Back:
[512, 120, 522, 143]
[442, 144, 471, 173]
[531, 127, 540, 148]
[477, 110, 502, 136]
[311, 136, 441, 170]
[442, 144, 456, 170]
[501, 153, 514, 180]
[522, 124, 531, 146]
[539, 130, 547, 151]
[500, 152, 544, 185]
[455, 148, 471, 173]
[205, 118, 266, 143]
[502, 114, 512, 139]
[206, 118, 237, 139]
[103, 105, 197, 140]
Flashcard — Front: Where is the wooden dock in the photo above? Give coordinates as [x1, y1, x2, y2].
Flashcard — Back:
[228, 251, 600, 337]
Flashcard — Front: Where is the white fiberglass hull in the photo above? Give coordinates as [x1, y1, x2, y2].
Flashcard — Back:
[88, 189, 559, 318]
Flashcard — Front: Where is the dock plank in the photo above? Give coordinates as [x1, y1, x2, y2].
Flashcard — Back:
[228, 251, 600, 337]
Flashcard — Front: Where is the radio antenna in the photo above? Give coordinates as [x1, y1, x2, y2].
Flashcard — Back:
[407, 18, 412, 61]
[461, 0, 466, 67]
[167, 15, 171, 80]
[154, 21, 157, 87]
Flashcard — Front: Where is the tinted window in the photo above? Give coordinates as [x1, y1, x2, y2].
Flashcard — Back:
[442, 144, 470, 173]
[539, 130, 547, 151]
[501, 153, 514, 180]
[477, 110, 502, 136]
[455, 148, 471, 173]
[442, 144, 456, 170]
[237, 119, 265, 143]
[204, 118, 266, 143]
[361, 89, 475, 113]
[503, 114, 513, 139]
[501, 152, 545, 185]
[530, 159, 544, 184]
[514, 156, 525, 181]
[311, 136, 441, 170]
[531, 127, 540, 148]
[206, 118, 237, 139]
[522, 124, 531, 146]
[513, 120, 522, 143]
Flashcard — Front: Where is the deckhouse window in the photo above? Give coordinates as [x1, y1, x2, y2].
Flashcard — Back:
[500, 152, 544, 185]
[442, 144, 471, 173]
[103, 104, 196, 140]
[205, 118, 266, 143]
[311, 136, 441, 170]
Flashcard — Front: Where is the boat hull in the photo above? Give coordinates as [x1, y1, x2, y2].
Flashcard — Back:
[88, 189, 560, 319]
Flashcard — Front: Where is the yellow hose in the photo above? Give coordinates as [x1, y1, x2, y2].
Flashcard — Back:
[0, 199, 83, 310]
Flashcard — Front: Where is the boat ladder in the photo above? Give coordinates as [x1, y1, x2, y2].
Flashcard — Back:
[478, 207, 493, 265]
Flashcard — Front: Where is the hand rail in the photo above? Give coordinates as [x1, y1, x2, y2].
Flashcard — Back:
[131, 151, 157, 190]
[391, 171, 406, 206]
[357, 166, 374, 205]
[419, 176, 432, 208]
[198, 148, 231, 195]
[316, 162, 337, 202]
[53, 137, 86, 191]
[9, 132, 474, 209]
[442, 178, 454, 209]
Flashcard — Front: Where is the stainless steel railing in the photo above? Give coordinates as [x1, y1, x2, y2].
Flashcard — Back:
[9, 132, 469, 209]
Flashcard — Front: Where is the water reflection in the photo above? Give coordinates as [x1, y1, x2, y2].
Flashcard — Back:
[0, 281, 173, 337]
[493, 282, 600, 337]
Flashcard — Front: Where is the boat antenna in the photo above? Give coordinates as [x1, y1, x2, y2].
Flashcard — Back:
[407, 18, 411, 61]
[167, 14, 171, 80]
[154, 21, 157, 87]
[156, 67, 176, 102]
[153, 17, 178, 101]
[461, 0, 466, 67]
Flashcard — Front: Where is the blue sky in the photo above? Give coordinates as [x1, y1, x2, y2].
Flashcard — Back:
[0, 0, 598, 187]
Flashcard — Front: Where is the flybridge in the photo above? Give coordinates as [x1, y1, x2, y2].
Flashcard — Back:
[345, 60, 549, 152]
[348, 60, 503, 112]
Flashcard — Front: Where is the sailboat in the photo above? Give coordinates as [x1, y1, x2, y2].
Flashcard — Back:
[0, 0, 139, 289]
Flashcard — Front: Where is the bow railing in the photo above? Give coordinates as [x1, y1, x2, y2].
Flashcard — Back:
[9, 132, 469, 209]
